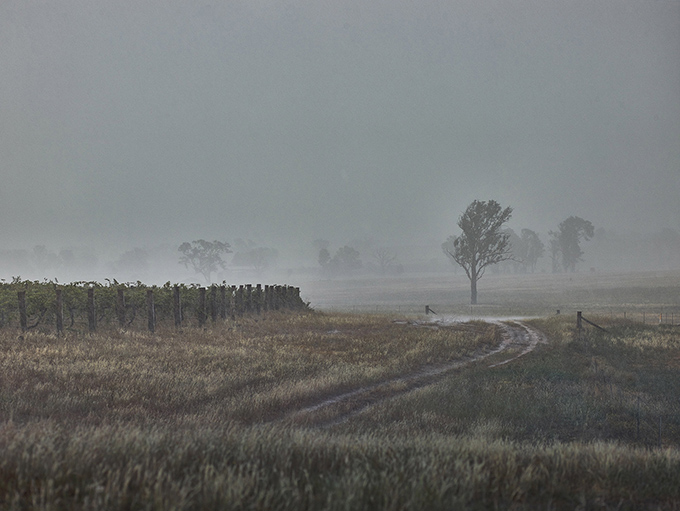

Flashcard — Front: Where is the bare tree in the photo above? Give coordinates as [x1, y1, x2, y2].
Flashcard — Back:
[373, 247, 396, 275]
[443, 200, 513, 304]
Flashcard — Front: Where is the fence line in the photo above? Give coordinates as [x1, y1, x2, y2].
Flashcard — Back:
[577, 311, 608, 333]
[310, 303, 680, 322]
[2, 282, 307, 334]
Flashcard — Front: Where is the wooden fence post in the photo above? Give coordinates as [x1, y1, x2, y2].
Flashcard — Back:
[173, 285, 182, 328]
[198, 287, 207, 327]
[236, 286, 244, 317]
[209, 285, 218, 323]
[286, 286, 293, 308]
[576, 311, 582, 330]
[220, 285, 227, 320]
[87, 287, 96, 332]
[227, 286, 234, 320]
[18, 291, 27, 332]
[255, 284, 262, 315]
[245, 284, 252, 313]
[294, 287, 301, 308]
[117, 288, 126, 328]
[146, 289, 156, 333]
[55, 288, 64, 336]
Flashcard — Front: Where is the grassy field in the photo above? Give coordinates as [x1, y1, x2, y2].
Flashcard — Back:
[1, 273, 680, 509]
[301, 269, 680, 318]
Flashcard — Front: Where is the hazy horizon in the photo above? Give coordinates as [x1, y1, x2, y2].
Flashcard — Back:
[1, 1, 678, 277]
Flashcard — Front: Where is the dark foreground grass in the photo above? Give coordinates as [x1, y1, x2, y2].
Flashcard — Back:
[1, 420, 679, 511]
[0, 312, 679, 509]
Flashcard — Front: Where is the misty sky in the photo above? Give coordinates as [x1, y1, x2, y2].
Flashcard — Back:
[1, 0, 679, 255]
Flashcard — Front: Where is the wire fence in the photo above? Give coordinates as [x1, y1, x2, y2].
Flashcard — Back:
[310, 302, 680, 323]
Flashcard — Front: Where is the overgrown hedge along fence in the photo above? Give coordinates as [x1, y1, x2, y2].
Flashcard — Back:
[0, 279, 307, 334]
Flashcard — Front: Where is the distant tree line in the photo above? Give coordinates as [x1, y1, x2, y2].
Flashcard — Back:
[0, 245, 98, 278]
[313, 239, 403, 277]
[178, 239, 279, 284]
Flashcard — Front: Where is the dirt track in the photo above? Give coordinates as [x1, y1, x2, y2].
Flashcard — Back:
[272, 320, 547, 428]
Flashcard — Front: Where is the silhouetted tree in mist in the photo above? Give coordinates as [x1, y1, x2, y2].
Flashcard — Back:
[320, 245, 362, 276]
[178, 240, 231, 284]
[314, 239, 331, 269]
[232, 246, 278, 276]
[443, 200, 513, 304]
[373, 247, 397, 275]
[113, 247, 149, 275]
[493, 228, 522, 274]
[318, 248, 331, 268]
[548, 233, 561, 273]
[551, 216, 594, 272]
[517, 229, 544, 273]
[33, 245, 61, 273]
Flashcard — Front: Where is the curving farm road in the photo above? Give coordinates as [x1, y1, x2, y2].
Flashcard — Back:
[271, 319, 547, 428]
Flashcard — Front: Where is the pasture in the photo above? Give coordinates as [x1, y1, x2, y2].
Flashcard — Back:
[302, 269, 680, 319]
[1, 270, 679, 509]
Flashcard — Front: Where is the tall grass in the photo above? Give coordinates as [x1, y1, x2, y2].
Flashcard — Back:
[1, 421, 678, 510]
[342, 316, 680, 447]
[1, 312, 679, 509]
[0, 312, 486, 426]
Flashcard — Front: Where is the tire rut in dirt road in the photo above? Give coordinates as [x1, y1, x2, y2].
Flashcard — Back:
[488, 321, 547, 368]
[269, 320, 547, 429]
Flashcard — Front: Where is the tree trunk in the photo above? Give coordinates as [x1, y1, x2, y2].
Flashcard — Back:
[470, 276, 478, 305]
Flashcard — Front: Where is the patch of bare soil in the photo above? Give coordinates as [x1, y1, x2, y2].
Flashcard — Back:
[269, 320, 547, 428]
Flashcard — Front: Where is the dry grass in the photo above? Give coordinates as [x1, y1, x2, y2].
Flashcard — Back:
[1, 311, 679, 509]
[1, 420, 679, 510]
[0, 311, 487, 426]
[341, 316, 680, 447]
